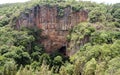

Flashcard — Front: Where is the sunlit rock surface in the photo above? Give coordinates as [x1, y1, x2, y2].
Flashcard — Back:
[16, 5, 88, 54]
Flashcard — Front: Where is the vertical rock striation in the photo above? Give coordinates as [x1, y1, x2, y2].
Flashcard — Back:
[15, 5, 88, 53]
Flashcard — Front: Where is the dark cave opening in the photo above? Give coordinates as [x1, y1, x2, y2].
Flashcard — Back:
[58, 46, 66, 56]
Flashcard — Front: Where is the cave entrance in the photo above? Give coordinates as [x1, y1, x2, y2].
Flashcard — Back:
[58, 46, 66, 55]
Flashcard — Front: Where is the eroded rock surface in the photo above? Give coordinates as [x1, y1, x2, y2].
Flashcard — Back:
[15, 5, 88, 53]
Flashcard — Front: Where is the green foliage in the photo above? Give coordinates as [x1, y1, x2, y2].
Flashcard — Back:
[89, 7, 106, 23]
[0, 0, 120, 75]
[110, 3, 120, 14]
[0, 26, 45, 73]
[105, 57, 120, 75]
[16, 66, 34, 75]
[3, 61, 17, 75]
[59, 62, 74, 75]
[71, 23, 95, 40]
[57, 6, 64, 18]
[53, 56, 63, 66]
[39, 53, 51, 65]
[0, 3, 29, 27]
[71, 3, 83, 12]
[67, 22, 95, 52]
[16, 63, 52, 75]
[83, 58, 97, 75]
[113, 9, 120, 19]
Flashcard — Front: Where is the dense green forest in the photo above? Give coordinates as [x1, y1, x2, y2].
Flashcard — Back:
[0, 0, 120, 75]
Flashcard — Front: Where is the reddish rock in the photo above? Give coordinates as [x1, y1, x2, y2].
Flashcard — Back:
[15, 5, 88, 53]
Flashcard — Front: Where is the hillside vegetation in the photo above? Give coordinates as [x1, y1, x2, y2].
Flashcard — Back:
[0, 0, 120, 75]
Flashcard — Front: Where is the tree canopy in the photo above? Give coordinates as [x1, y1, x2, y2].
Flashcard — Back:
[0, 0, 120, 75]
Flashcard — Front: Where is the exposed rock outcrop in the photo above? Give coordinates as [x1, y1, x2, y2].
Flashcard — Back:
[15, 5, 88, 54]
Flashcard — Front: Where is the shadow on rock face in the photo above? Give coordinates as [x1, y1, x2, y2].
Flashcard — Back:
[58, 46, 66, 56]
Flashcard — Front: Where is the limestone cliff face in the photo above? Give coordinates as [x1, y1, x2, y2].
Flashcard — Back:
[15, 5, 88, 53]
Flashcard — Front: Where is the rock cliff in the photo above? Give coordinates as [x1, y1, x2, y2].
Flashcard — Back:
[15, 5, 88, 54]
